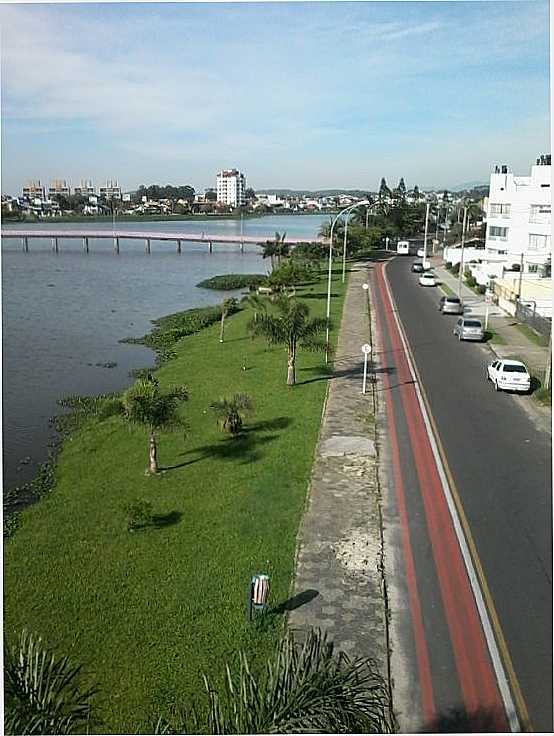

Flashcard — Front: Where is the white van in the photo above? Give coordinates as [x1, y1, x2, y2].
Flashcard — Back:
[397, 240, 410, 255]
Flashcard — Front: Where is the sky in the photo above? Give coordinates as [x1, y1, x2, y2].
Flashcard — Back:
[0, 1, 550, 194]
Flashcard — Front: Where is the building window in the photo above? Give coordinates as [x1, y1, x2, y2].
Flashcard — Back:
[529, 204, 551, 223]
[528, 264, 539, 273]
[489, 203, 511, 217]
[528, 233, 550, 251]
[488, 226, 508, 240]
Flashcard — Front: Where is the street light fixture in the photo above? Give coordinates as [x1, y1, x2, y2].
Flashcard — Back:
[326, 200, 370, 363]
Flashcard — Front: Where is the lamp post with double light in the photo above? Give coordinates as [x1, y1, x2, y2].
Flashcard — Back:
[325, 200, 370, 363]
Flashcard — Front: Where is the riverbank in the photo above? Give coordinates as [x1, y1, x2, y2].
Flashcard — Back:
[4, 265, 347, 732]
[4, 211, 338, 225]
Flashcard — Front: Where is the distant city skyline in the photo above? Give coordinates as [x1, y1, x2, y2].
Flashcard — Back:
[1, 1, 549, 194]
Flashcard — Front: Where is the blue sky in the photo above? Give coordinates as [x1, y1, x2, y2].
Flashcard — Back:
[0, 1, 550, 194]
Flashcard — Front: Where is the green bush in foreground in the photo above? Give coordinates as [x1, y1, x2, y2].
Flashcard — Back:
[210, 393, 254, 435]
[5, 630, 96, 735]
[157, 629, 394, 734]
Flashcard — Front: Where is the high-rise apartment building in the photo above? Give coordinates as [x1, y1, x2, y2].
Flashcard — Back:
[484, 155, 551, 276]
[99, 180, 122, 200]
[22, 180, 45, 201]
[48, 179, 71, 200]
[216, 169, 246, 207]
[74, 179, 96, 197]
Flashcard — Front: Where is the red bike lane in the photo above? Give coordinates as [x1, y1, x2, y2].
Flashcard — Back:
[370, 260, 510, 731]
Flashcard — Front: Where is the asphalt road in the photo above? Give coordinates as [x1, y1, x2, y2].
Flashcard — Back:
[385, 255, 552, 731]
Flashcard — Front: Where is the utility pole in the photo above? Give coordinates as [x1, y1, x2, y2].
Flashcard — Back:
[423, 202, 430, 263]
[545, 324, 552, 390]
[517, 252, 524, 300]
[457, 206, 468, 298]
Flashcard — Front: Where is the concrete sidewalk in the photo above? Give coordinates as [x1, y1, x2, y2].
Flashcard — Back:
[287, 262, 389, 678]
[433, 259, 550, 382]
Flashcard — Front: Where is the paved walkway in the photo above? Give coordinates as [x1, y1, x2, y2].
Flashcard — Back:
[432, 258, 550, 381]
[287, 262, 389, 679]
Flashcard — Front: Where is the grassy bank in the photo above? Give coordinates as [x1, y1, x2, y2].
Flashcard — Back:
[4, 266, 348, 733]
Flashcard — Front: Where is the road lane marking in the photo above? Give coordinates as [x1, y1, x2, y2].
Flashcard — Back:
[382, 259, 527, 731]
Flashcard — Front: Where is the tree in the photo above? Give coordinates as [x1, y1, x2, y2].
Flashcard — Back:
[158, 629, 394, 734]
[394, 177, 406, 201]
[248, 297, 327, 386]
[219, 297, 238, 343]
[210, 393, 253, 435]
[5, 630, 96, 735]
[205, 190, 217, 202]
[413, 185, 421, 200]
[122, 376, 188, 474]
[378, 178, 391, 201]
[245, 187, 256, 201]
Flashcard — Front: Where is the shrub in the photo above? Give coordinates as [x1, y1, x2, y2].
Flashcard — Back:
[196, 274, 268, 290]
[476, 285, 486, 295]
[451, 263, 460, 276]
[267, 262, 314, 288]
[445, 261, 453, 271]
[122, 499, 153, 531]
[210, 393, 254, 435]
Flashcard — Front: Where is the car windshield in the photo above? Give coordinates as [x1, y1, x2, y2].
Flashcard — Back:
[503, 364, 528, 373]
[446, 298, 461, 304]
[463, 320, 482, 327]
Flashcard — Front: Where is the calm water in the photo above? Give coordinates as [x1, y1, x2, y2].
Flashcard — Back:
[2, 215, 328, 491]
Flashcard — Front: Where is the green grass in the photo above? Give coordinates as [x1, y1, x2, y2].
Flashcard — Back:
[484, 329, 507, 345]
[513, 322, 550, 347]
[438, 282, 456, 297]
[196, 274, 268, 291]
[4, 267, 347, 733]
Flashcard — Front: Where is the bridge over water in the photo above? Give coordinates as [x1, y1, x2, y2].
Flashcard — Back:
[1, 229, 325, 254]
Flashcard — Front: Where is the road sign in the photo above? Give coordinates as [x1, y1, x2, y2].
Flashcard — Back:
[362, 343, 372, 354]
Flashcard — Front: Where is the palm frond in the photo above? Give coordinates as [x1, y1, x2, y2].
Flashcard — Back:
[5, 630, 96, 735]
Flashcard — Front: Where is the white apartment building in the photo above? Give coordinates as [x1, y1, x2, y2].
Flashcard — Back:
[48, 179, 71, 200]
[216, 169, 246, 207]
[22, 180, 45, 201]
[99, 180, 122, 200]
[74, 179, 96, 197]
[482, 155, 551, 279]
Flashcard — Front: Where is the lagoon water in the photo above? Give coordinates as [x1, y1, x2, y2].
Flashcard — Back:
[2, 214, 328, 491]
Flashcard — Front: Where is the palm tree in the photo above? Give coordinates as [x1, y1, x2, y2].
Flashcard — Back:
[262, 232, 289, 272]
[248, 297, 327, 386]
[219, 297, 237, 343]
[122, 376, 188, 474]
[210, 393, 253, 435]
[158, 629, 394, 734]
[243, 293, 268, 324]
[5, 630, 96, 735]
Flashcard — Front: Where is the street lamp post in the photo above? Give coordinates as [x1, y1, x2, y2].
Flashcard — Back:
[422, 203, 430, 264]
[326, 200, 370, 363]
[457, 206, 468, 298]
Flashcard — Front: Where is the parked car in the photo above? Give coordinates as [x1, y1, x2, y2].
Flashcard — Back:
[453, 317, 484, 341]
[487, 359, 531, 393]
[439, 296, 464, 315]
[419, 272, 437, 287]
[412, 262, 424, 273]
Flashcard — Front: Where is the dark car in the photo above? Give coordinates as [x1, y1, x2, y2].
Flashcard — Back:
[438, 296, 464, 314]
[411, 262, 424, 273]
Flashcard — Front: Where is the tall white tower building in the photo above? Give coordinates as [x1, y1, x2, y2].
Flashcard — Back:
[216, 169, 246, 207]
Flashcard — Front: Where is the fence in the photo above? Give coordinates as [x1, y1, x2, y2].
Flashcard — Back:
[514, 301, 552, 337]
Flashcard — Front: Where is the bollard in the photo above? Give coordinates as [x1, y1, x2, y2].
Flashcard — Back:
[146, 239, 151, 254]
[177, 240, 181, 254]
[209, 241, 213, 254]
[114, 237, 120, 254]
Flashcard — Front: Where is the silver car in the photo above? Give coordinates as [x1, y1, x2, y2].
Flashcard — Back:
[453, 317, 484, 341]
[439, 296, 464, 315]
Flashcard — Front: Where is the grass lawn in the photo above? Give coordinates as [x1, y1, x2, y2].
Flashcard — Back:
[513, 322, 550, 347]
[438, 281, 456, 297]
[4, 266, 348, 733]
[484, 329, 506, 345]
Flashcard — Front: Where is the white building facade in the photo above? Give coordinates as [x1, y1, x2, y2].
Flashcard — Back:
[483, 156, 551, 279]
[216, 169, 246, 207]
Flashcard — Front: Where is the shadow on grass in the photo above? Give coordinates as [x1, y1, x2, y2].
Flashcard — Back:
[297, 292, 340, 300]
[269, 589, 319, 615]
[129, 511, 183, 533]
[163, 417, 293, 470]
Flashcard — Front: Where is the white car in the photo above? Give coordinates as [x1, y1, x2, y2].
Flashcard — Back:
[419, 272, 437, 287]
[487, 359, 531, 393]
[417, 248, 426, 258]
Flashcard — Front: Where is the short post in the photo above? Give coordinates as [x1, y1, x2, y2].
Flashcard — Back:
[52, 237, 59, 253]
[84, 237, 89, 253]
[22, 237, 29, 253]
[246, 573, 270, 623]
[177, 240, 181, 254]
[114, 237, 120, 254]
[240, 241, 244, 254]
[209, 241, 213, 254]
[145, 239, 151, 254]
[362, 343, 372, 394]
